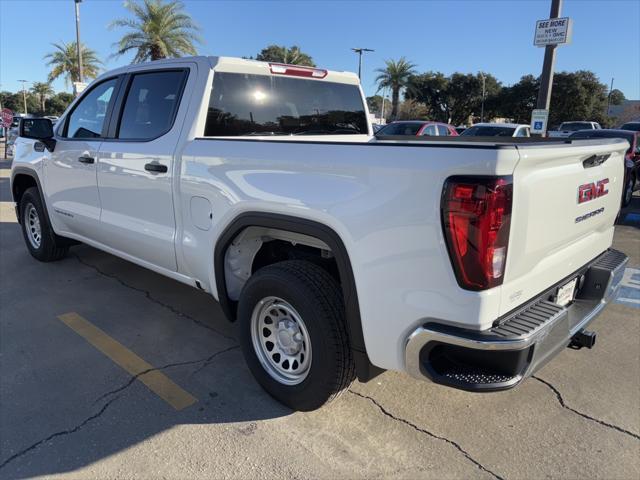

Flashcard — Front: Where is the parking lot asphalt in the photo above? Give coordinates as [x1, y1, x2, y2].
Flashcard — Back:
[1, 163, 639, 479]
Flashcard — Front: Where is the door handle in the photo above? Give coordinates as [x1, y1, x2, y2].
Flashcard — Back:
[144, 162, 168, 173]
[78, 156, 95, 164]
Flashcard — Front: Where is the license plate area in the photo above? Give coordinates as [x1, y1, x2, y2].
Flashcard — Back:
[554, 277, 578, 307]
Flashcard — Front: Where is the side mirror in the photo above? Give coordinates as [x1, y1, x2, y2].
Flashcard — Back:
[19, 118, 56, 151]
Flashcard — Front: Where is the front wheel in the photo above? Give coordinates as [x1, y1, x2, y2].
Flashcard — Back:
[237, 260, 355, 411]
[623, 174, 635, 207]
[19, 187, 69, 262]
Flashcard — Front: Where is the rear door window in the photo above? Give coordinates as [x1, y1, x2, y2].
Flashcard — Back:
[422, 125, 437, 136]
[204, 72, 367, 136]
[117, 70, 187, 140]
[437, 125, 449, 136]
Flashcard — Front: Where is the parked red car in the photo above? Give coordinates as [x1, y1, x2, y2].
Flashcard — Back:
[376, 120, 459, 137]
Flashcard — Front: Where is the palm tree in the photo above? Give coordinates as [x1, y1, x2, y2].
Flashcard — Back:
[45, 42, 102, 89]
[375, 57, 417, 120]
[31, 82, 54, 112]
[110, 0, 202, 63]
[255, 45, 315, 66]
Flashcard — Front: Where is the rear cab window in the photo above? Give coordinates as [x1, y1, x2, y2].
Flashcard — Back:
[379, 123, 422, 135]
[204, 72, 367, 136]
[560, 122, 592, 132]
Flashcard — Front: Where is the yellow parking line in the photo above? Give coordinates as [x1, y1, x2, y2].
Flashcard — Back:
[58, 312, 197, 411]
[0, 169, 10, 178]
[0, 202, 17, 223]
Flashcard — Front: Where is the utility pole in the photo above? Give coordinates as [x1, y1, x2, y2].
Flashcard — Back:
[479, 72, 486, 123]
[535, 0, 562, 113]
[74, 0, 84, 84]
[606, 77, 614, 117]
[351, 48, 374, 81]
[18, 80, 28, 115]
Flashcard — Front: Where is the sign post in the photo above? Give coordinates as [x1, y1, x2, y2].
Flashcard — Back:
[534, 0, 570, 137]
[1, 108, 13, 159]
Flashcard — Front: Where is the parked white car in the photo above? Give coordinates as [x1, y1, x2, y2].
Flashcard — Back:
[548, 121, 602, 138]
[460, 122, 531, 137]
[10, 56, 629, 410]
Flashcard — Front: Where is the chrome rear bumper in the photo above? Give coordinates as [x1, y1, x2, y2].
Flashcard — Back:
[405, 249, 628, 391]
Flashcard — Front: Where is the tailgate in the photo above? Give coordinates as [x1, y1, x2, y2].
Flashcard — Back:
[499, 138, 628, 315]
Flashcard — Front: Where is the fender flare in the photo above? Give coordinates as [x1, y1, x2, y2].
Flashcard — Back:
[10, 167, 49, 226]
[213, 212, 382, 381]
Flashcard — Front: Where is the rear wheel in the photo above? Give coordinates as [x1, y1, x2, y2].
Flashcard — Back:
[237, 260, 355, 411]
[19, 187, 69, 262]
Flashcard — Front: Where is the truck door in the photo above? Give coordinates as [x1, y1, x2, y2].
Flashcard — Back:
[45, 77, 120, 239]
[96, 67, 191, 271]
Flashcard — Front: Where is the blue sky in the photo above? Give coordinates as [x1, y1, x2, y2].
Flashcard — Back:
[1, 0, 639, 99]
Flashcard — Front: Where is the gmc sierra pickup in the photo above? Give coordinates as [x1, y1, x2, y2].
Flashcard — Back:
[11, 56, 629, 411]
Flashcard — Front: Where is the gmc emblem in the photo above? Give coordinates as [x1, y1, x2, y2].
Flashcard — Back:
[578, 179, 609, 204]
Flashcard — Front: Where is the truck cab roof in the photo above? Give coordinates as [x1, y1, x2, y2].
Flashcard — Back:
[93, 55, 361, 86]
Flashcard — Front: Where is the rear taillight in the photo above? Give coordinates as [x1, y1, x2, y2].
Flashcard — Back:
[269, 63, 328, 78]
[441, 176, 513, 291]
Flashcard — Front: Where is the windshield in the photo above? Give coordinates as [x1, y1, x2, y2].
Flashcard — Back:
[204, 72, 368, 136]
[560, 122, 592, 131]
[377, 123, 424, 135]
[460, 125, 516, 137]
[620, 122, 640, 132]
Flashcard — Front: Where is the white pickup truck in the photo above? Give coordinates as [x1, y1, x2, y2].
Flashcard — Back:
[11, 56, 629, 411]
[548, 121, 602, 138]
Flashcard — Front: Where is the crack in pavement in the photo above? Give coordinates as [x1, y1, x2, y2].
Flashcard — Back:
[348, 390, 505, 480]
[1, 345, 240, 472]
[532, 376, 640, 441]
[0, 395, 122, 471]
[93, 345, 240, 405]
[72, 252, 236, 342]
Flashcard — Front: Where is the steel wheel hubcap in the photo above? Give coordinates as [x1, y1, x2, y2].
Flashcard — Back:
[25, 203, 42, 249]
[250, 296, 311, 385]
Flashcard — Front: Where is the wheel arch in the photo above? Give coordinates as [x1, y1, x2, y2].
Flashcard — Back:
[10, 167, 46, 225]
[214, 212, 382, 381]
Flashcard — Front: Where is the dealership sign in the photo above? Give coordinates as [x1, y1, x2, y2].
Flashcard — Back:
[534, 17, 573, 47]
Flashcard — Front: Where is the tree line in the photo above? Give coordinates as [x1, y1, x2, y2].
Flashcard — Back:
[1, 0, 627, 128]
[369, 58, 626, 127]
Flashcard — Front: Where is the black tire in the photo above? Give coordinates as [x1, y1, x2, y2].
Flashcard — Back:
[19, 187, 69, 262]
[622, 174, 635, 207]
[237, 260, 355, 411]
